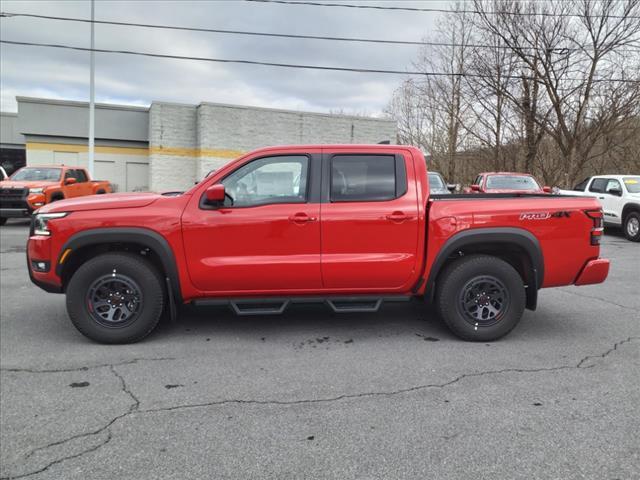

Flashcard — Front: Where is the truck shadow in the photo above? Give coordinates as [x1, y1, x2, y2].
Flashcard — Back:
[150, 300, 566, 344]
[153, 300, 451, 342]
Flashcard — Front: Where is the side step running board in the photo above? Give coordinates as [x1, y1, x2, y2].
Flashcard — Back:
[192, 295, 410, 316]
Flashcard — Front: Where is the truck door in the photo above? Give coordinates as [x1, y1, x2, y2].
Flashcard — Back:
[74, 169, 92, 196]
[62, 169, 81, 198]
[181, 152, 322, 293]
[320, 150, 420, 290]
[601, 178, 624, 225]
[588, 177, 622, 224]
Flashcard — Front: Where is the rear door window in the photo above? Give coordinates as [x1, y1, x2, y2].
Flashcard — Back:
[330, 155, 403, 202]
[75, 169, 88, 182]
[589, 178, 608, 193]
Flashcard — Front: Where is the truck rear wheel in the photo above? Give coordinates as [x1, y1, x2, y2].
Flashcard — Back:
[623, 211, 640, 242]
[435, 255, 526, 342]
[66, 252, 165, 343]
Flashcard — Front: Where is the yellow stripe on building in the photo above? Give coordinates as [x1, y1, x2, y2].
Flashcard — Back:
[27, 142, 244, 160]
[149, 146, 244, 159]
[26, 142, 149, 156]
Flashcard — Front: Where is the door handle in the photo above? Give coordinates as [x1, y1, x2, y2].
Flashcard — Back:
[599, 197, 605, 200]
[385, 211, 413, 222]
[289, 213, 317, 223]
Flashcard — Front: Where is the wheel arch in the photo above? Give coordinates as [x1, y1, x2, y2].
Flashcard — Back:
[425, 227, 543, 310]
[56, 227, 182, 304]
[621, 202, 640, 222]
[48, 189, 65, 202]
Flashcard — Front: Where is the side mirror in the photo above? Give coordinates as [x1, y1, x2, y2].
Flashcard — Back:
[608, 188, 622, 197]
[447, 183, 458, 192]
[543, 186, 552, 193]
[205, 184, 226, 204]
[65, 177, 77, 185]
[470, 184, 481, 192]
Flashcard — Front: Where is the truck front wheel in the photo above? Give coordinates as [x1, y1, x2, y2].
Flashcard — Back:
[435, 255, 526, 342]
[623, 211, 640, 242]
[66, 252, 165, 343]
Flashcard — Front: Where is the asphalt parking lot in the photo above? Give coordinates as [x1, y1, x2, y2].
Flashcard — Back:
[0, 219, 638, 480]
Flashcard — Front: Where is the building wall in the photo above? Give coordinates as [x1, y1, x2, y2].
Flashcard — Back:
[16, 97, 148, 142]
[0, 112, 26, 175]
[1, 112, 25, 148]
[148, 103, 198, 192]
[25, 141, 149, 192]
[13, 97, 398, 192]
[150, 101, 398, 191]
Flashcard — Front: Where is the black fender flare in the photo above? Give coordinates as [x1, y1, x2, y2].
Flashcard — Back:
[622, 202, 640, 221]
[425, 227, 544, 310]
[48, 190, 65, 202]
[56, 227, 182, 303]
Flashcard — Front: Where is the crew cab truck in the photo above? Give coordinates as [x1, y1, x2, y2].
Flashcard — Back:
[558, 175, 640, 242]
[0, 165, 111, 225]
[27, 145, 609, 344]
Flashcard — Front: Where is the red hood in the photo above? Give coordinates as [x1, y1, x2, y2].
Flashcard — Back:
[39, 192, 161, 213]
[0, 180, 59, 189]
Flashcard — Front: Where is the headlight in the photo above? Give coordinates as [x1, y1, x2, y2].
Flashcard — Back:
[29, 188, 44, 194]
[33, 212, 68, 236]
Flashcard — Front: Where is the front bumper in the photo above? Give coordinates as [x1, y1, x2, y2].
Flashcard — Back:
[0, 192, 46, 217]
[27, 235, 63, 293]
[0, 207, 31, 218]
[575, 259, 610, 286]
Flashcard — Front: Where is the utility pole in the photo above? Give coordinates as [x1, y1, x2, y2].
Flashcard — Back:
[88, 0, 95, 176]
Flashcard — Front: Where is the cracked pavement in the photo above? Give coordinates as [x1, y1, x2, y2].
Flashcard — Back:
[1, 220, 639, 479]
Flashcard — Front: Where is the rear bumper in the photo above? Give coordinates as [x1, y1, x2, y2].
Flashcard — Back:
[0, 207, 31, 218]
[575, 259, 610, 286]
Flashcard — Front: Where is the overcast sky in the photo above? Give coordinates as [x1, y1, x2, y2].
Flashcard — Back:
[0, 0, 448, 116]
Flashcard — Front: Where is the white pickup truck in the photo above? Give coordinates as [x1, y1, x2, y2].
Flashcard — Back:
[559, 174, 640, 242]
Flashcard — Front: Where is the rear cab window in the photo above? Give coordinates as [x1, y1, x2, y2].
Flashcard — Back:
[573, 178, 590, 191]
[329, 154, 407, 202]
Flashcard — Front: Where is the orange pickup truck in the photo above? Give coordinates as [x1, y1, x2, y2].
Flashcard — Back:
[0, 165, 111, 225]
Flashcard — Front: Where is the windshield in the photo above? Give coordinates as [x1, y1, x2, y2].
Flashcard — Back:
[623, 177, 640, 193]
[486, 175, 540, 191]
[428, 173, 445, 189]
[10, 167, 61, 182]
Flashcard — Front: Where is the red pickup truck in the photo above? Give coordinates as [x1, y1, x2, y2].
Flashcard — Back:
[27, 145, 609, 344]
[0, 165, 111, 225]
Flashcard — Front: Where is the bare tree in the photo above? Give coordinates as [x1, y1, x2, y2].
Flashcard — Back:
[473, 0, 640, 185]
[387, 6, 474, 180]
[462, 27, 520, 171]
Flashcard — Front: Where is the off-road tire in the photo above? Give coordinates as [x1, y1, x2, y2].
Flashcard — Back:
[66, 252, 165, 343]
[623, 211, 640, 242]
[435, 255, 526, 342]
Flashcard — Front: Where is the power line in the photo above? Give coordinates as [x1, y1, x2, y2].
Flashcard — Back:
[2, 39, 638, 84]
[0, 11, 472, 47]
[246, 0, 640, 20]
[2, 11, 638, 53]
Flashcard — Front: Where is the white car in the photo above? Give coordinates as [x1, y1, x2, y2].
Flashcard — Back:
[559, 174, 640, 242]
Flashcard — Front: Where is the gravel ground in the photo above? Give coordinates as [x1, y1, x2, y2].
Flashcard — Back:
[1, 219, 638, 480]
